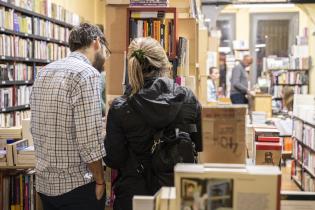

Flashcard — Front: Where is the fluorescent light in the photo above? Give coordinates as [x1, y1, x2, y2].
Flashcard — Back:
[234, 3, 295, 9]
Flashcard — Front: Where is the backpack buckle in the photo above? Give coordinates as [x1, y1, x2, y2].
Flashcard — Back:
[136, 163, 144, 174]
[151, 138, 161, 154]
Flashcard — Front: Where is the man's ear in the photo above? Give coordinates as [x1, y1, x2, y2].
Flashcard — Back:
[93, 38, 101, 51]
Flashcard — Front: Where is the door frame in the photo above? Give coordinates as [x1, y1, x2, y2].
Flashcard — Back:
[250, 12, 299, 84]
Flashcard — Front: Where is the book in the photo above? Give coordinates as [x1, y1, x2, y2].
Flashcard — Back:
[0, 63, 14, 81]
[0, 34, 14, 57]
[175, 164, 281, 210]
[133, 196, 155, 210]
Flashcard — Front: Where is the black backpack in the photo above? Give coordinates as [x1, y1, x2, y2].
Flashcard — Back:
[128, 101, 197, 193]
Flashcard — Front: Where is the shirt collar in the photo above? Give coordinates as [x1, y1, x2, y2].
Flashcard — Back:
[69, 51, 92, 65]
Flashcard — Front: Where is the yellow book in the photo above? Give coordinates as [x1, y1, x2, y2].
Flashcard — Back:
[164, 19, 169, 54]
[20, 174, 23, 210]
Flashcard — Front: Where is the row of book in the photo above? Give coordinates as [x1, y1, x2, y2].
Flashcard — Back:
[33, 17, 70, 42]
[303, 149, 315, 176]
[0, 86, 31, 109]
[272, 85, 308, 98]
[0, 110, 30, 128]
[263, 56, 311, 70]
[34, 40, 69, 61]
[0, 8, 32, 34]
[129, 18, 175, 57]
[0, 35, 32, 58]
[0, 63, 35, 81]
[0, 170, 39, 210]
[130, 0, 169, 7]
[303, 172, 315, 192]
[5, 0, 81, 26]
[303, 124, 315, 150]
[271, 71, 308, 85]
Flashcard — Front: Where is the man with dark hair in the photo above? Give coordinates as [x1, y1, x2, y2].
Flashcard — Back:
[230, 55, 255, 104]
[30, 23, 110, 210]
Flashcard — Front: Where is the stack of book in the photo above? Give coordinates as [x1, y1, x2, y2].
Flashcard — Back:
[14, 37, 33, 58]
[0, 110, 30, 128]
[0, 149, 6, 166]
[0, 170, 39, 210]
[129, 13, 175, 57]
[271, 70, 308, 85]
[34, 41, 69, 60]
[0, 34, 14, 57]
[14, 64, 34, 81]
[0, 127, 22, 139]
[0, 87, 13, 108]
[254, 127, 281, 166]
[130, 0, 169, 7]
[264, 57, 290, 70]
[251, 111, 267, 124]
[290, 45, 310, 70]
[16, 85, 32, 106]
[0, 6, 13, 30]
[16, 145, 35, 166]
[13, 12, 32, 34]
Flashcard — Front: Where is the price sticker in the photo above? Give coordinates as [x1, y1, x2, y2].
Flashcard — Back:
[2, 109, 6, 112]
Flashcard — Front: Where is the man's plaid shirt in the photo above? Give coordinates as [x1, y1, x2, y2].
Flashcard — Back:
[30, 52, 106, 196]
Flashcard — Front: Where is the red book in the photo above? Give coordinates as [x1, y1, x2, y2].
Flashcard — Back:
[257, 136, 280, 143]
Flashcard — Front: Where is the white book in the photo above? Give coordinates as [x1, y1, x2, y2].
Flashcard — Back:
[133, 195, 155, 210]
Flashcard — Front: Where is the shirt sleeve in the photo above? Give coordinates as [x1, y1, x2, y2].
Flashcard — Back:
[231, 66, 248, 94]
[71, 73, 106, 163]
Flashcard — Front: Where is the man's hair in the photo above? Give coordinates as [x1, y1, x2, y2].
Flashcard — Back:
[68, 23, 107, 52]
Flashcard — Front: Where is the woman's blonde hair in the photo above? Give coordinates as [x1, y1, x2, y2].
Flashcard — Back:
[282, 86, 294, 111]
[128, 37, 170, 95]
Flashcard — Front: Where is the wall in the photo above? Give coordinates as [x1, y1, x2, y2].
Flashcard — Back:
[51, 0, 106, 25]
[217, 4, 315, 94]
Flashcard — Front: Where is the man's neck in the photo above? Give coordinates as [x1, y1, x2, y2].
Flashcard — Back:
[77, 49, 93, 64]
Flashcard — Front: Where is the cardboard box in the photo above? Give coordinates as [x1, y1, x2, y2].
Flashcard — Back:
[175, 164, 281, 210]
[252, 94, 272, 118]
[200, 105, 247, 164]
[255, 142, 282, 166]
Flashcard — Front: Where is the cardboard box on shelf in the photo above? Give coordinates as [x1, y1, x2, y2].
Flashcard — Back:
[200, 105, 247, 164]
[255, 142, 282, 166]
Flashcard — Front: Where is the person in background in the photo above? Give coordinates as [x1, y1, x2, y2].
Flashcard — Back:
[282, 86, 294, 112]
[104, 37, 202, 210]
[207, 67, 220, 102]
[219, 53, 227, 95]
[96, 24, 108, 116]
[230, 55, 255, 104]
[30, 23, 110, 210]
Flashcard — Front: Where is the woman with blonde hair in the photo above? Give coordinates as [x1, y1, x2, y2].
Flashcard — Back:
[104, 37, 202, 210]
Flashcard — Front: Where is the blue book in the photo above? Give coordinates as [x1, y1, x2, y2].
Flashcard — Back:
[13, 13, 20, 32]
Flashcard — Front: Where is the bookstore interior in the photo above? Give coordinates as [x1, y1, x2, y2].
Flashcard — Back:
[0, 0, 315, 210]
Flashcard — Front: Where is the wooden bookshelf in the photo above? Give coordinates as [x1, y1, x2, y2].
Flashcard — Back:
[0, 0, 76, 128]
[0, 1, 73, 29]
[126, 7, 178, 60]
[292, 116, 315, 191]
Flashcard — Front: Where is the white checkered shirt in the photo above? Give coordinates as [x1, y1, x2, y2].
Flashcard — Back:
[30, 52, 106, 196]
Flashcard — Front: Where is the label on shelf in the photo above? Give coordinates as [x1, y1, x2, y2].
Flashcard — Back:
[47, 38, 50, 41]
[25, 58, 29, 61]
[25, 33, 28, 36]
[1, 56, 5, 59]
[25, 104, 29, 108]
[1, 81, 6, 84]
[1, 108, 6, 112]
[0, 28, 4, 31]
[25, 80, 29, 84]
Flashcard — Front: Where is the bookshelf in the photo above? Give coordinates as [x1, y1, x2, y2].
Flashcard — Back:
[126, 7, 178, 60]
[292, 116, 315, 191]
[0, 0, 77, 128]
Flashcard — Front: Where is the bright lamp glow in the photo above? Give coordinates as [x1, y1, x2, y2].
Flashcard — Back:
[234, 3, 295, 8]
